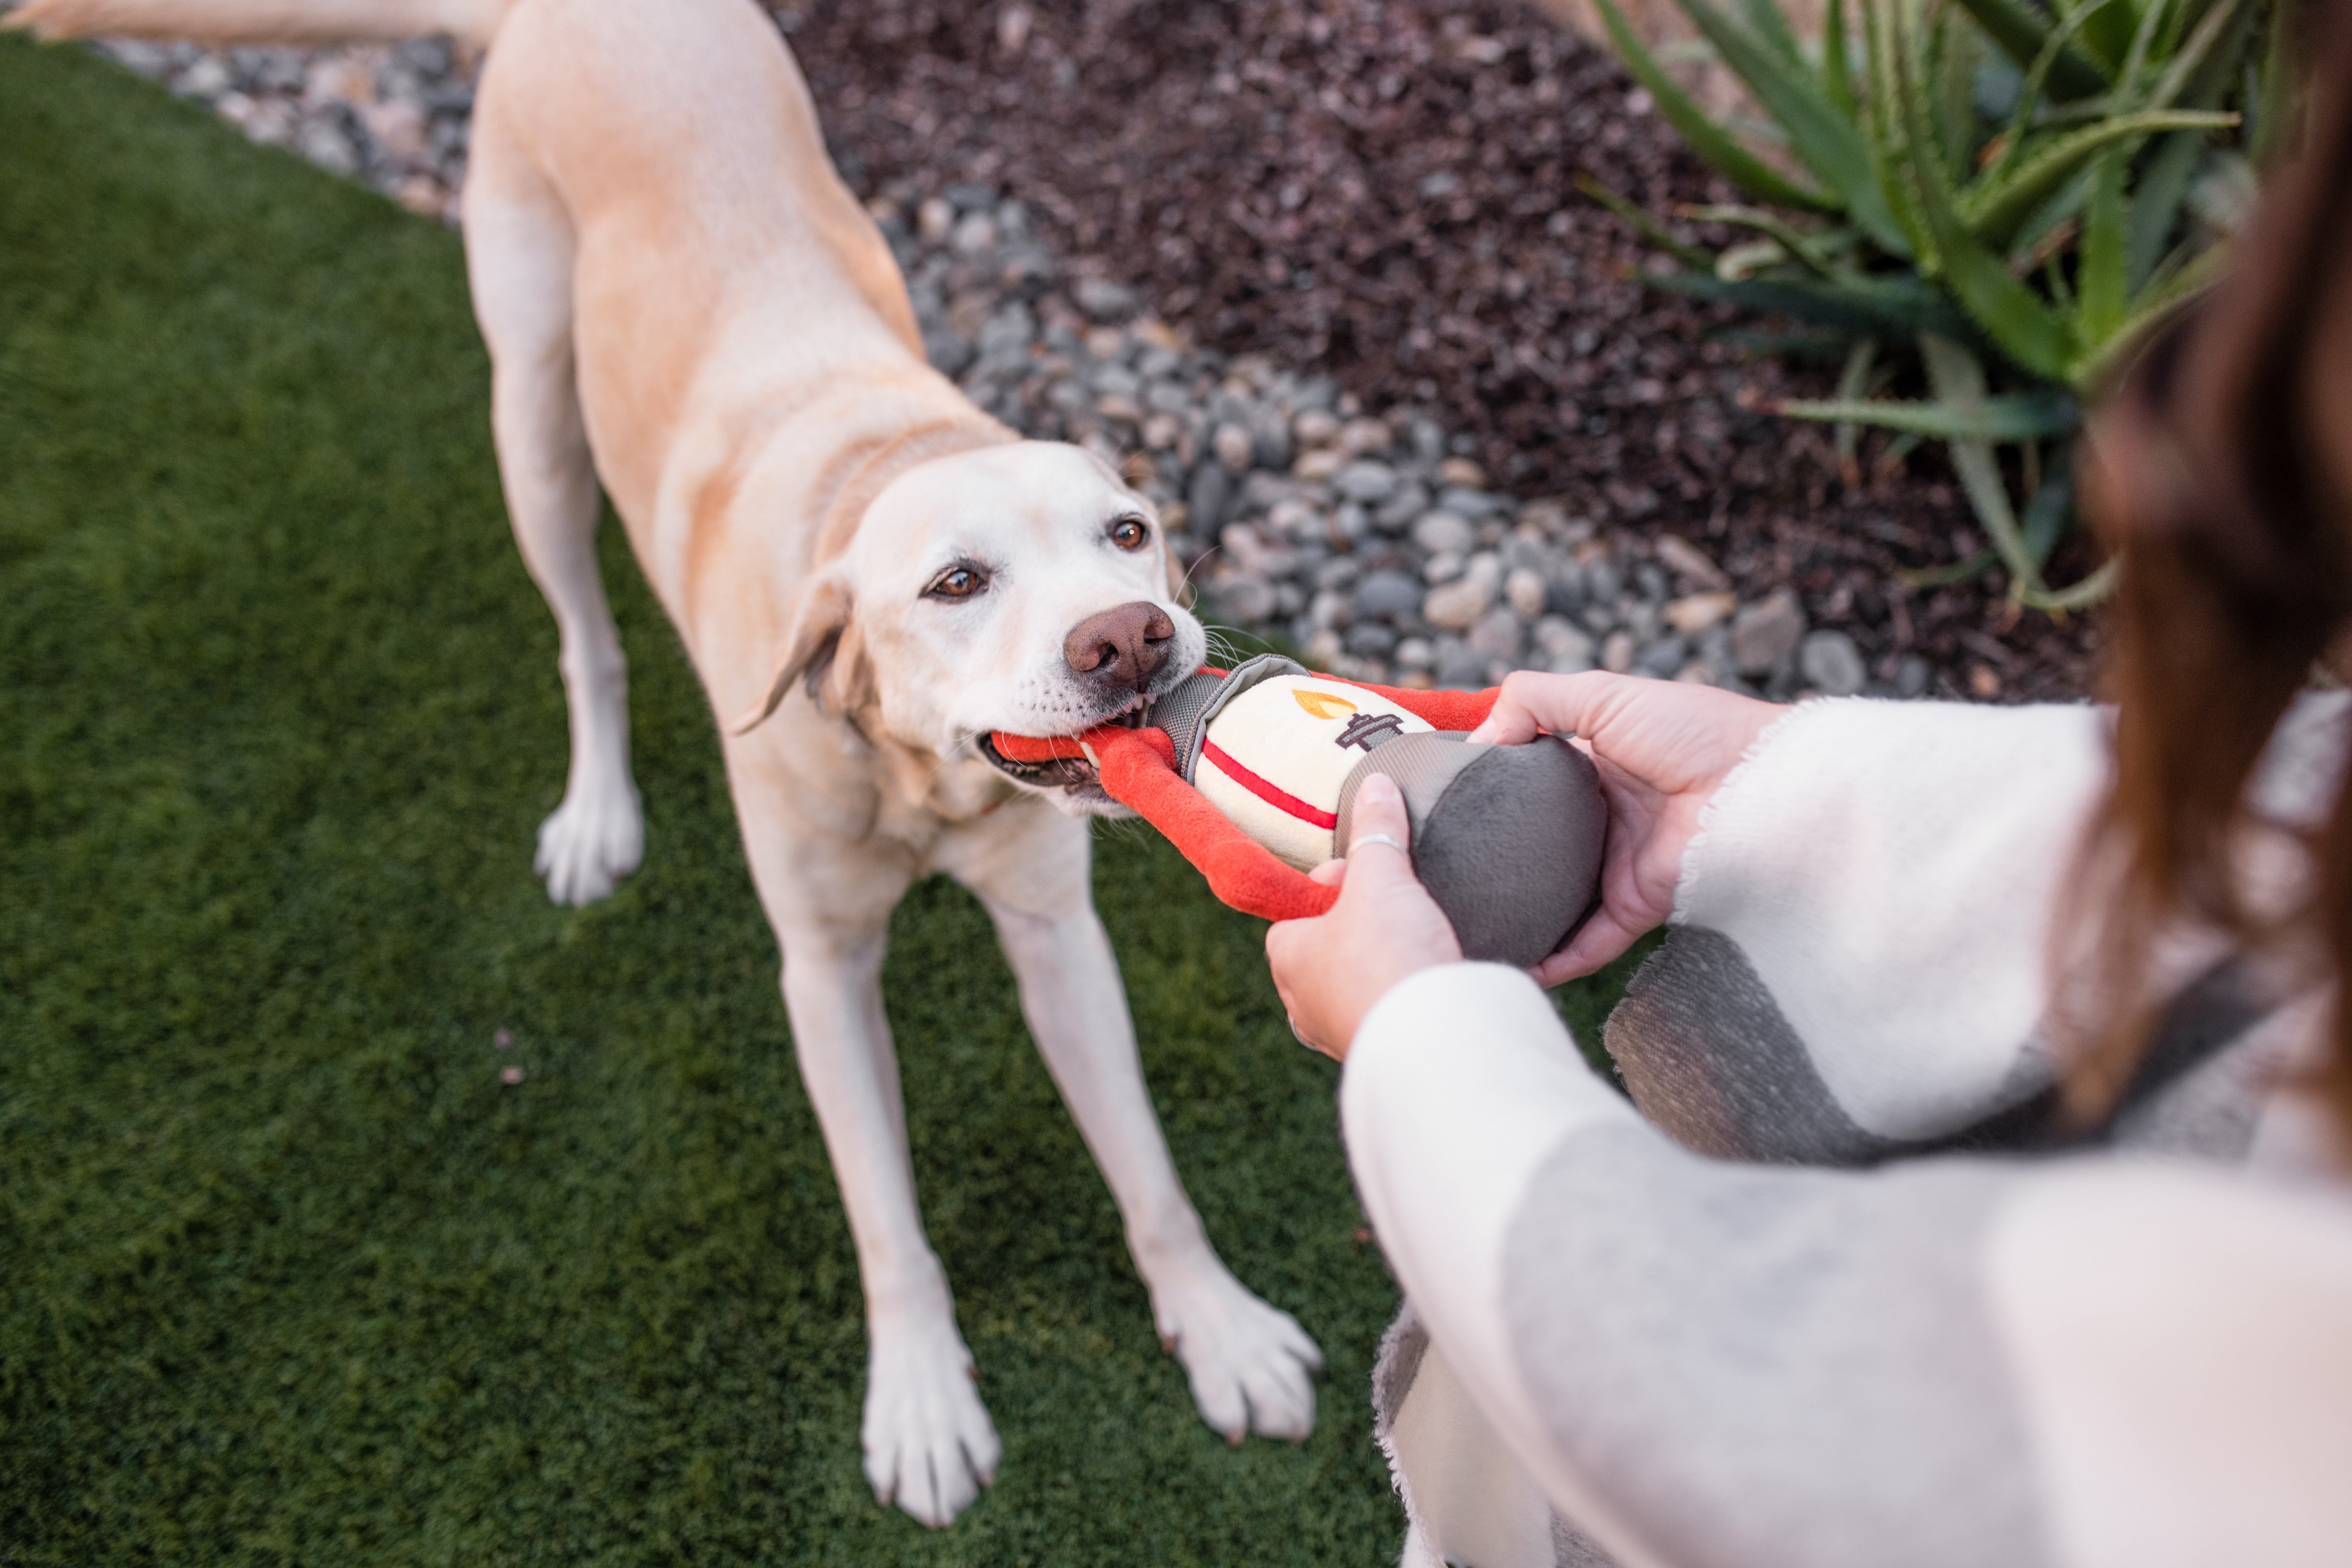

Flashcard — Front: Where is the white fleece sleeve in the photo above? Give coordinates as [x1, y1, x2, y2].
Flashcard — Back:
[1343, 962, 1656, 1559]
[1672, 697, 2112, 1139]
[1988, 1162, 2352, 1568]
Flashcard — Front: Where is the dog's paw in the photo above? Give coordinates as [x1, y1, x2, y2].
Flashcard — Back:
[862, 1323, 1002, 1528]
[1152, 1258, 1324, 1444]
[533, 785, 643, 906]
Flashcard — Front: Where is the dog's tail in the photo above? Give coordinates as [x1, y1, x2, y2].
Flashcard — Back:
[5, 0, 513, 49]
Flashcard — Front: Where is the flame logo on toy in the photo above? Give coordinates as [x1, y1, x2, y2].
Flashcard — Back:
[1291, 689, 1359, 721]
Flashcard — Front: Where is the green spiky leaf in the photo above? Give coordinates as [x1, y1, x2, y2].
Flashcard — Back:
[1830, 333, 1879, 478]
[1948, 0, 2112, 99]
[2128, 0, 2262, 287]
[1862, 0, 1938, 267]
[1932, 4, 1982, 176]
[1822, 0, 1858, 118]
[1679, 202, 1841, 273]
[1575, 175, 1718, 268]
[1990, 0, 2123, 181]
[1777, 388, 2081, 439]
[1672, 0, 1910, 250]
[2067, 239, 2232, 387]
[2159, 0, 2262, 111]
[1740, 0, 1806, 63]
[2022, 444, 2077, 567]
[1593, 0, 1840, 213]
[2118, 0, 2180, 91]
[1892, 0, 2079, 377]
[2126, 126, 2208, 295]
[2021, 557, 2119, 611]
[1647, 265, 1979, 341]
[1899, 548, 1999, 588]
[2078, 146, 2132, 348]
[1919, 332, 2047, 599]
[2075, 0, 2138, 76]
[1961, 110, 2239, 253]
[2253, 0, 2300, 161]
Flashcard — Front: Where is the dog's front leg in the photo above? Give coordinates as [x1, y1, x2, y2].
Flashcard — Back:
[776, 921, 1002, 1528]
[979, 891, 1326, 1444]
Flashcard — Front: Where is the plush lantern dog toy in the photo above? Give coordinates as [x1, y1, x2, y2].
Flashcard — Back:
[987, 655, 1606, 968]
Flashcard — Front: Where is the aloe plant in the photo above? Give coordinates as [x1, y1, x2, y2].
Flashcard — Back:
[1588, 0, 2280, 608]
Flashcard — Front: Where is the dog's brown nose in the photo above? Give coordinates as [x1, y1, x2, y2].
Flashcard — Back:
[1065, 601, 1175, 692]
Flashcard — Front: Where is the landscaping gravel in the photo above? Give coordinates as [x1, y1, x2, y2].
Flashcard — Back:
[88, 34, 474, 222]
[81, 6, 2093, 702]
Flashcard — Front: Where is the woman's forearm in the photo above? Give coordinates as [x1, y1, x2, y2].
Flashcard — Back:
[1344, 963, 2352, 1568]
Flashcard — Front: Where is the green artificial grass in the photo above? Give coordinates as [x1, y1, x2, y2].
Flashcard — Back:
[0, 39, 1648, 1566]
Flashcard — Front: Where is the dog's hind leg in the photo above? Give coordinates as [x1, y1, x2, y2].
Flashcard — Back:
[462, 111, 641, 906]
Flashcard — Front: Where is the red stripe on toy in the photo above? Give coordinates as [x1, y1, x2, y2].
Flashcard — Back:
[1199, 740, 1338, 828]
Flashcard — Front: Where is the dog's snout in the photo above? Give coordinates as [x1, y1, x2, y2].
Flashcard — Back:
[1064, 601, 1175, 692]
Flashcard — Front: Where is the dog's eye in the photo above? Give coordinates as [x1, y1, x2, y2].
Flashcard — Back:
[1109, 516, 1150, 551]
[925, 564, 989, 600]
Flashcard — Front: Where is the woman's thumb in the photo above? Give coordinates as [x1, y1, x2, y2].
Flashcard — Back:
[1345, 773, 1414, 875]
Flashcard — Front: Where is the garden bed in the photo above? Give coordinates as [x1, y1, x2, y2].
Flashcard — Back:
[783, 0, 2102, 701]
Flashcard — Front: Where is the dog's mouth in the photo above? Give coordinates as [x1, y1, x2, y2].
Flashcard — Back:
[976, 731, 1100, 790]
[974, 690, 1156, 801]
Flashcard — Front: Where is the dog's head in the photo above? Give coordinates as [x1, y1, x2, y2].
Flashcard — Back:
[741, 440, 1206, 813]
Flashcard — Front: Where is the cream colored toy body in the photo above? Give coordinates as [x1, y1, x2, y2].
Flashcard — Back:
[1138, 656, 1609, 966]
[1194, 676, 1437, 869]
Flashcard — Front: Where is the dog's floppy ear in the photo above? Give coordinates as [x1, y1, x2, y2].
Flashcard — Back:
[730, 570, 874, 734]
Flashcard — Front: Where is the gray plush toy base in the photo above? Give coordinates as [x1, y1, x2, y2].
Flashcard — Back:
[1333, 731, 1605, 969]
[1144, 654, 1606, 968]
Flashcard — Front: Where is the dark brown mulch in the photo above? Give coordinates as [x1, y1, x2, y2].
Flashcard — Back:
[781, 0, 2103, 701]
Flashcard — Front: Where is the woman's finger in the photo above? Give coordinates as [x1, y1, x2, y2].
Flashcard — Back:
[1265, 771, 1462, 1061]
[1264, 921, 1310, 1008]
[1466, 698, 1535, 747]
[1466, 669, 1544, 745]
[1530, 906, 1645, 987]
[1264, 919, 1338, 1060]
[1344, 772, 1415, 878]
[1468, 669, 1616, 747]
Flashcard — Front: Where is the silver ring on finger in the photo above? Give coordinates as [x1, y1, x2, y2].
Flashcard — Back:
[1351, 833, 1407, 856]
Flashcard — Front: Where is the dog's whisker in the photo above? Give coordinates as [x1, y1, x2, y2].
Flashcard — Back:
[1175, 547, 1218, 599]
[1201, 625, 1252, 668]
[922, 734, 983, 787]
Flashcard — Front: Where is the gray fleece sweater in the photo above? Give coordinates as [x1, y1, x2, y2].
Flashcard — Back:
[1343, 694, 2352, 1568]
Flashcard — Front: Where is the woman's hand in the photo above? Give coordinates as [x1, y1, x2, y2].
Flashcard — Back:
[1267, 674, 1785, 1055]
[1469, 671, 1788, 985]
[1265, 774, 1462, 1062]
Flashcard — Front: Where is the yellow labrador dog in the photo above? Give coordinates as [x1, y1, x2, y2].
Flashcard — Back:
[13, 0, 1322, 1526]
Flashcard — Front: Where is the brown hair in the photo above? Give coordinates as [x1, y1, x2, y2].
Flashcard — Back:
[2074, 2, 2352, 1130]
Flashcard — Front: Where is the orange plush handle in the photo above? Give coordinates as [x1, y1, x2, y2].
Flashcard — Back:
[1342, 681, 1500, 732]
[990, 674, 1503, 923]
[985, 724, 1335, 919]
[1099, 729, 1339, 921]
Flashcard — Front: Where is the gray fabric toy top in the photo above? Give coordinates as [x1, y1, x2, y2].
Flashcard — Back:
[1148, 655, 1607, 968]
